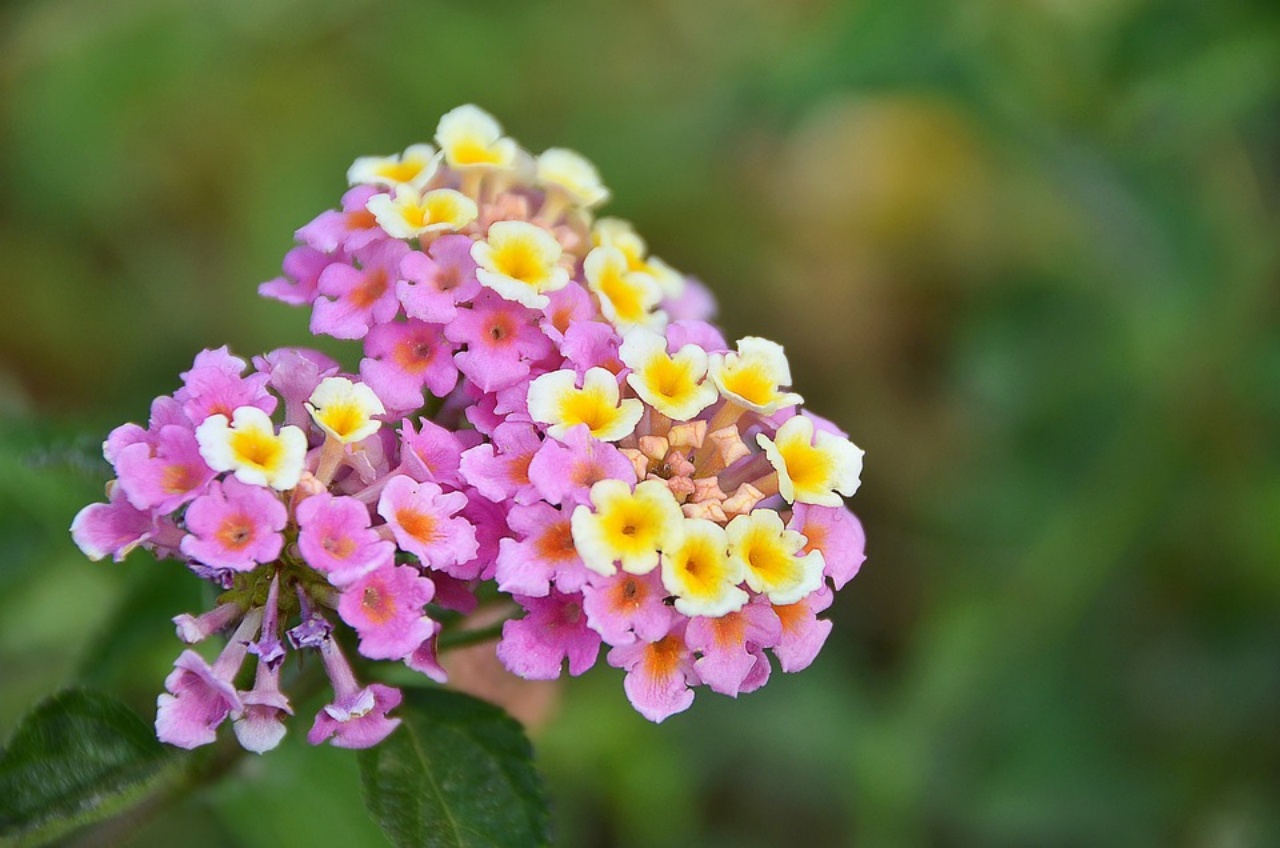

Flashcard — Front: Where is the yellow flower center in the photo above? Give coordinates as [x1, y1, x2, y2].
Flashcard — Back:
[721, 363, 776, 407]
[743, 531, 800, 588]
[558, 386, 623, 438]
[493, 239, 547, 286]
[317, 403, 368, 441]
[377, 160, 425, 183]
[230, 428, 283, 472]
[643, 356, 695, 403]
[451, 138, 502, 166]
[780, 438, 835, 496]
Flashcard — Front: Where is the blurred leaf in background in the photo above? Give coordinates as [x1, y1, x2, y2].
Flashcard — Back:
[2, 0, 1278, 845]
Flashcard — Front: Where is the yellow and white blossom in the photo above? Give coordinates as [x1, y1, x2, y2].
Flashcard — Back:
[527, 367, 642, 442]
[708, 336, 804, 415]
[435, 104, 520, 172]
[471, 220, 569, 309]
[756, 414, 863, 506]
[619, 328, 718, 421]
[367, 188, 478, 239]
[584, 246, 665, 333]
[726, 509, 824, 605]
[591, 217, 685, 299]
[306, 377, 386, 445]
[346, 143, 439, 191]
[661, 518, 748, 618]
[571, 479, 686, 576]
[536, 148, 610, 209]
[196, 406, 307, 491]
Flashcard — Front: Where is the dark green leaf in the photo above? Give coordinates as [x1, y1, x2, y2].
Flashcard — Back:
[358, 688, 551, 848]
[0, 688, 175, 844]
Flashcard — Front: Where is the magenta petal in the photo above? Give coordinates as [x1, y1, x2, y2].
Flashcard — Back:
[71, 487, 153, 562]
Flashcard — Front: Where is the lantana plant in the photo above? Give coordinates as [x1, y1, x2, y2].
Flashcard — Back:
[12, 105, 866, 845]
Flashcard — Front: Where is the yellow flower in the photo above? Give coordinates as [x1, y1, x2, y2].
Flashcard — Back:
[571, 479, 686, 576]
[536, 148, 610, 209]
[196, 406, 307, 491]
[708, 336, 803, 415]
[346, 143, 439, 190]
[756, 415, 863, 506]
[305, 377, 385, 445]
[367, 188, 478, 239]
[471, 221, 569, 309]
[619, 328, 718, 421]
[527, 368, 643, 442]
[726, 509, 824, 604]
[660, 518, 748, 618]
[591, 217, 684, 299]
[583, 246, 664, 332]
[435, 104, 520, 172]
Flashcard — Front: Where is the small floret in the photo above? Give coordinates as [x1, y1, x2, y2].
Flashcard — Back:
[367, 187, 477, 239]
[708, 336, 803, 414]
[619, 328, 718, 421]
[570, 479, 685, 576]
[196, 406, 307, 491]
[756, 414, 863, 506]
[471, 221, 569, 309]
[527, 368, 642, 442]
[347, 143, 439, 190]
[306, 377, 386, 445]
[660, 518, 747, 618]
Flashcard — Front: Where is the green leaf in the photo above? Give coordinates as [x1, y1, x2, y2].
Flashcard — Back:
[358, 688, 551, 848]
[0, 688, 175, 845]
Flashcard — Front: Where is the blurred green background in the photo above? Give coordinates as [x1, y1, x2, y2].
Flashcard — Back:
[3, 0, 1279, 845]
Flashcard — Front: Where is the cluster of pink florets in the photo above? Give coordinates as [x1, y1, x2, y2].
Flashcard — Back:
[72, 105, 866, 752]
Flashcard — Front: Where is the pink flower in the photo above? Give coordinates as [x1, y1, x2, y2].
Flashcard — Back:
[666, 319, 728, 354]
[180, 479, 287, 571]
[686, 601, 781, 697]
[296, 493, 394, 585]
[311, 239, 409, 339]
[496, 591, 601, 680]
[360, 320, 459, 411]
[452, 492, 508, 581]
[295, 185, 384, 254]
[607, 622, 699, 723]
[177, 346, 276, 424]
[662, 276, 718, 322]
[560, 321, 624, 377]
[71, 484, 154, 562]
[459, 422, 542, 505]
[156, 610, 261, 749]
[396, 417, 467, 487]
[771, 585, 834, 673]
[539, 282, 593, 346]
[396, 234, 481, 323]
[234, 659, 293, 754]
[581, 569, 675, 647]
[259, 244, 334, 306]
[377, 476, 477, 570]
[494, 503, 590, 597]
[173, 602, 242, 644]
[527, 424, 636, 507]
[252, 347, 341, 431]
[338, 562, 437, 661]
[308, 637, 402, 749]
[444, 290, 553, 392]
[114, 425, 214, 513]
[788, 504, 866, 590]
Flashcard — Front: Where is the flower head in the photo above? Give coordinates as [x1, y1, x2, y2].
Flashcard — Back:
[74, 105, 867, 747]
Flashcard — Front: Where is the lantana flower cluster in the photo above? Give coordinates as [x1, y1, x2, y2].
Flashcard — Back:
[72, 105, 866, 751]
